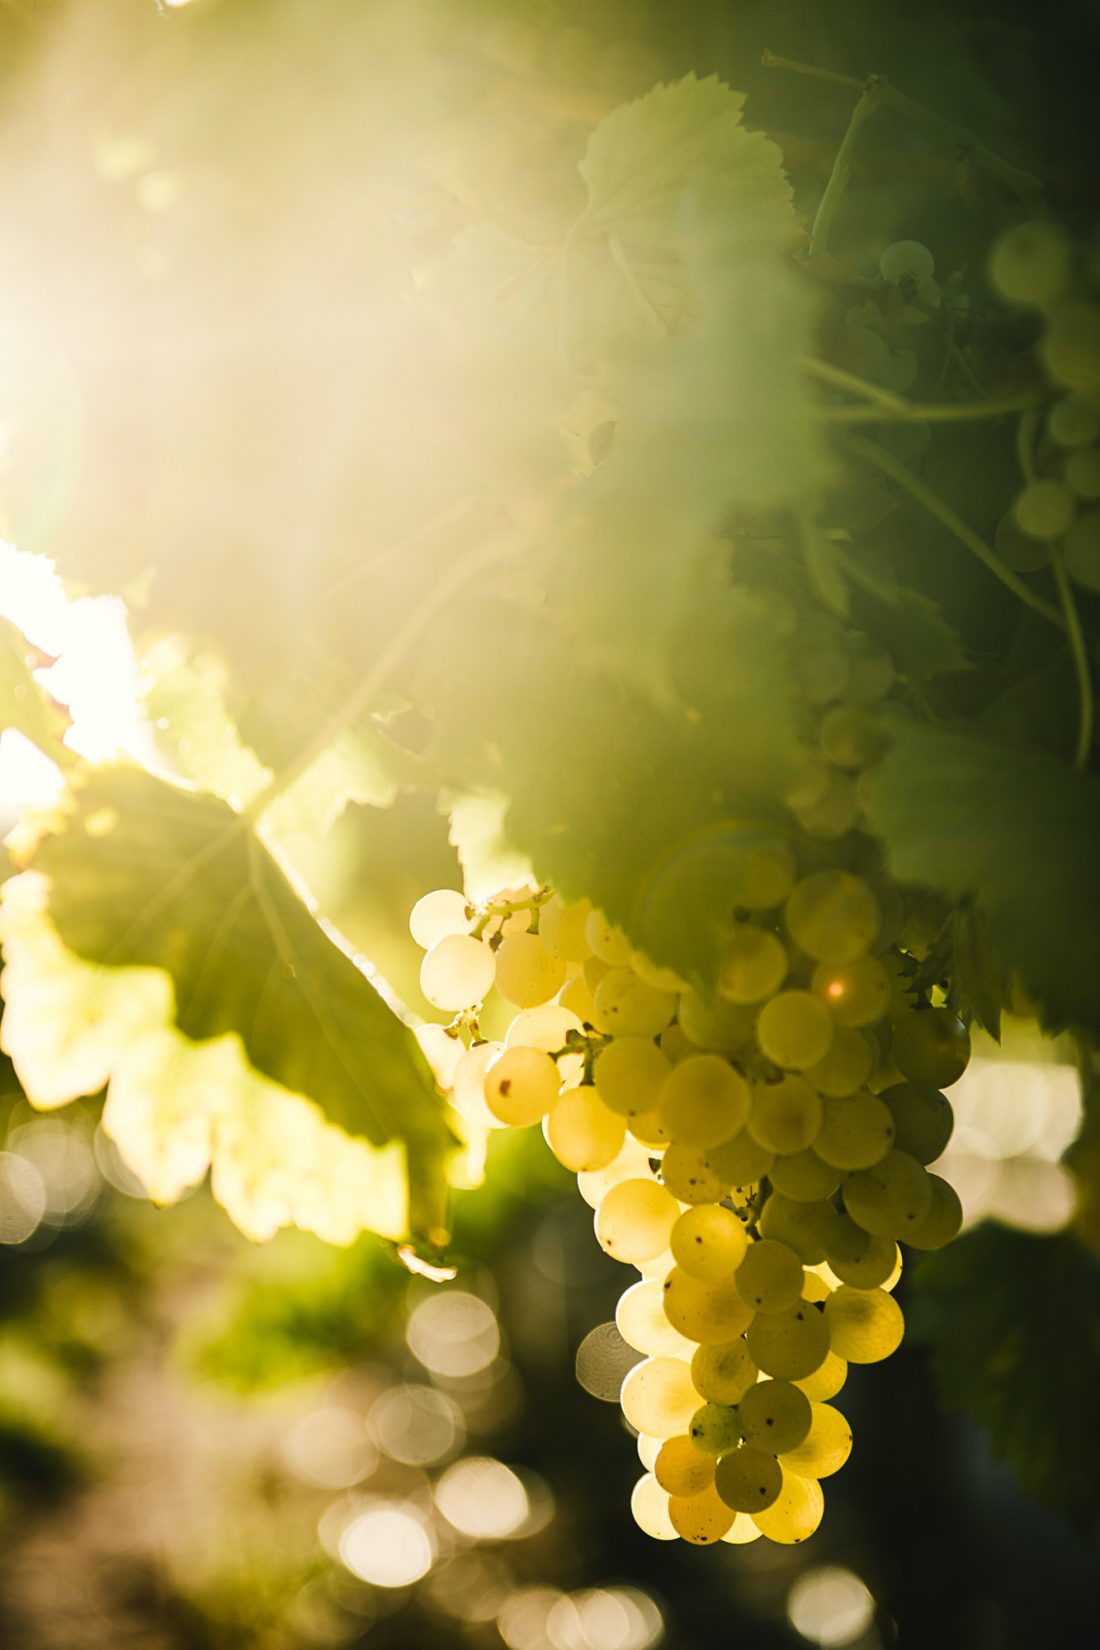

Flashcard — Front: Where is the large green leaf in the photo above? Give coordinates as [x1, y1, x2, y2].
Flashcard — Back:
[911, 1226, 1100, 1531]
[864, 718, 1100, 1034]
[23, 767, 450, 1157]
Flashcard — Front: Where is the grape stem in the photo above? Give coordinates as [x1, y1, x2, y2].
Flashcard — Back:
[807, 77, 884, 254]
[806, 357, 1040, 422]
[842, 434, 1065, 628]
[762, 51, 1044, 211]
[1050, 549, 1094, 771]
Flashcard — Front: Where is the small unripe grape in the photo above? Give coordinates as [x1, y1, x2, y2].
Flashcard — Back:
[691, 1338, 759, 1404]
[670, 1203, 749, 1281]
[714, 1447, 783, 1513]
[739, 1379, 812, 1453]
[1012, 478, 1077, 540]
[889, 1007, 970, 1087]
[881, 1081, 953, 1163]
[785, 871, 881, 962]
[989, 221, 1071, 308]
[905, 1173, 964, 1249]
[880, 239, 935, 286]
[655, 1434, 716, 1496]
[689, 1402, 744, 1456]
[736, 1239, 805, 1314]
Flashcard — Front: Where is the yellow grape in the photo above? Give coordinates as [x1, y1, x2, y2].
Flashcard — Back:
[748, 1074, 824, 1153]
[595, 1178, 680, 1263]
[659, 1054, 751, 1147]
[494, 931, 566, 1007]
[670, 1204, 749, 1282]
[661, 1267, 755, 1344]
[655, 1434, 716, 1497]
[824, 1286, 904, 1363]
[484, 1046, 561, 1126]
[691, 1338, 759, 1404]
[594, 1036, 671, 1118]
[630, 1473, 677, 1540]
[714, 1447, 783, 1513]
[751, 1468, 824, 1542]
[620, 1356, 699, 1437]
[779, 1402, 853, 1478]
[544, 1086, 625, 1172]
[669, 1484, 736, 1545]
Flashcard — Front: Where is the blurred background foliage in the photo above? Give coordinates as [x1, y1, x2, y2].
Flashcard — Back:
[2, 0, 1100, 1645]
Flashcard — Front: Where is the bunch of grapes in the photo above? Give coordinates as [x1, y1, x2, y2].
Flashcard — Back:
[408, 627, 969, 1548]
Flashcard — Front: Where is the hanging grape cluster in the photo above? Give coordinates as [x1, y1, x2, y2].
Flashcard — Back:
[410, 620, 971, 1549]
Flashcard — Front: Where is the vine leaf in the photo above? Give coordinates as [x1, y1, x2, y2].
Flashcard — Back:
[952, 904, 1007, 1040]
[0, 616, 72, 767]
[835, 551, 970, 680]
[912, 1227, 1100, 1532]
[10, 767, 452, 1158]
[865, 718, 1100, 1034]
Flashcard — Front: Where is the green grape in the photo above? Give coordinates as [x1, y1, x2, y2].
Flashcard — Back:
[1012, 478, 1077, 540]
[818, 706, 888, 771]
[841, 636, 894, 706]
[757, 1194, 836, 1264]
[484, 1046, 561, 1126]
[659, 1023, 695, 1063]
[420, 933, 496, 1011]
[617, 1280, 696, 1358]
[905, 1173, 963, 1250]
[706, 1129, 776, 1185]
[746, 1301, 830, 1381]
[717, 925, 789, 1004]
[659, 1054, 751, 1147]
[794, 775, 863, 841]
[1042, 300, 1100, 393]
[655, 1433, 716, 1496]
[1049, 395, 1100, 449]
[1065, 448, 1100, 502]
[824, 1285, 904, 1363]
[748, 1074, 824, 1153]
[595, 1178, 681, 1263]
[768, 1149, 842, 1202]
[620, 1356, 700, 1437]
[678, 990, 757, 1053]
[662, 1267, 755, 1344]
[811, 956, 891, 1028]
[545, 1086, 625, 1171]
[595, 968, 677, 1037]
[881, 1081, 953, 1163]
[714, 1446, 784, 1513]
[689, 1402, 744, 1456]
[779, 1402, 853, 1478]
[671, 1204, 749, 1282]
[785, 871, 882, 962]
[1065, 508, 1100, 590]
[731, 833, 799, 910]
[559, 971, 600, 1027]
[739, 1379, 812, 1453]
[889, 1007, 970, 1086]
[792, 614, 851, 704]
[989, 221, 1071, 307]
[594, 1036, 671, 1118]
[843, 1149, 933, 1236]
[822, 1216, 897, 1288]
[661, 1142, 731, 1205]
[537, 895, 593, 960]
[881, 239, 935, 286]
[814, 1092, 896, 1170]
[668, 1484, 735, 1545]
[627, 1107, 674, 1150]
[585, 911, 634, 966]
[630, 1473, 678, 1540]
[756, 992, 835, 1071]
[409, 888, 473, 950]
[794, 1349, 848, 1402]
[691, 1338, 759, 1404]
[750, 1468, 824, 1542]
[805, 1026, 877, 1097]
[736, 1239, 806, 1313]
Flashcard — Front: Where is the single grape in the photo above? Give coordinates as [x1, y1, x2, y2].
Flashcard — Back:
[746, 1301, 830, 1381]
[756, 991, 835, 1071]
[721, 1513, 764, 1545]
[661, 1142, 731, 1205]
[779, 1401, 853, 1478]
[537, 895, 593, 960]
[824, 1285, 905, 1363]
[1049, 395, 1100, 449]
[420, 933, 496, 1011]
[655, 1434, 716, 1497]
[617, 1279, 696, 1358]
[545, 1086, 625, 1171]
[880, 239, 935, 286]
[794, 1349, 848, 1402]
[793, 775, 863, 841]
[691, 1338, 759, 1404]
[881, 1081, 953, 1163]
[595, 968, 677, 1037]
[750, 1468, 824, 1542]
[659, 1054, 751, 1147]
[757, 1193, 836, 1264]
[905, 1173, 963, 1249]
[819, 706, 888, 771]
[805, 1026, 877, 1097]
[1042, 301, 1100, 393]
[785, 871, 881, 962]
[576, 1136, 657, 1210]
[630, 1473, 678, 1540]
[989, 221, 1071, 307]
[409, 888, 473, 950]
[671, 1204, 749, 1282]
[736, 1239, 806, 1314]
[748, 1074, 824, 1153]
[668, 1484, 736, 1544]
[450, 1039, 508, 1129]
[678, 990, 756, 1053]
[811, 956, 891, 1027]
[814, 1091, 896, 1170]
[714, 1447, 783, 1513]
[484, 1046, 561, 1127]
[889, 1007, 970, 1086]
[596, 1178, 681, 1263]
[559, 972, 600, 1027]
[506, 1003, 584, 1055]
[689, 1402, 744, 1456]
[594, 1037, 671, 1118]
[739, 1379, 812, 1453]
[705, 1130, 776, 1186]
[662, 1267, 755, 1344]
[1012, 478, 1077, 540]
[585, 911, 634, 966]
[822, 1216, 897, 1288]
[843, 1149, 934, 1236]
[626, 1107, 674, 1150]
[717, 924, 789, 1004]
[619, 1356, 700, 1437]
[768, 1149, 842, 1203]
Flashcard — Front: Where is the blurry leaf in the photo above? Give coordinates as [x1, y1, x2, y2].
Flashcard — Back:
[443, 789, 537, 905]
[17, 767, 451, 1156]
[912, 1226, 1100, 1531]
[865, 719, 1100, 1034]
[837, 552, 970, 679]
[0, 617, 71, 766]
[953, 904, 1006, 1040]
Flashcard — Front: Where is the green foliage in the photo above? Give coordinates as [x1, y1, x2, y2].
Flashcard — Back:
[0, 617, 71, 768]
[912, 1226, 1100, 1532]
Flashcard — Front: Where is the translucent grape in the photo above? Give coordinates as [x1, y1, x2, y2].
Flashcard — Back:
[409, 888, 473, 950]
[451, 1040, 507, 1130]
[420, 934, 496, 1011]
[739, 1380, 812, 1453]
[659, 1054, 751, 1147]
[714, 1447, 783, 1513]
[794, 1349, 848, 1402]
[881, 1081, 953, 1163]
[559, 972, 599, 1027]
[811, 956, 891, 1028]
[780, 1402, 853, 1478]
[636, 1434, 661, 1472]
[989, 221, 1071, 307]
[595, 968, 677, 1037]
[631, 951, 691, 993]
[748, 1074, 824, 1152]
[824, 1285, 905, 1363]
[576, 1136, 656, 1210]
[630, 1473, 678, 1540]
[756, 991, 835, 1071]
[736, 834, 799, 909]
[843, 1149, 933, 1237]
[1065, 508, 1100, 590]
[678, 991, 756, 1053]
[1065, 449, 1100, 502]
[1049, 395, 1100, 449]
[814, 1092, 896, 1170]
[594, 1037, 671, 1119]
[736, 1239, 805, 1314]
[627, 1108, 674, 1150]
[747, 1301, 830, 1381]
[661, 1267, 755, 1344]
[506, 1003, 584, 1056]
[689, 1402, 743, 1456]
[1042, 301, 1100, 393]
[768, 1149, 842, 1203]
[805, 1026, 877, 1097]
[906, 1173, 963, 1249]
[880, 239, 935, 286]
[705, 1130, 776, 1186]
[659, 1023, 695, 1064]
[785, 871, 881, 962]
[596, 1178, 680, 1263]
[750, 1468, 824, 1542]
[661, 1142, 731, 1205]
[794, 775, 862, 841]
[545, 1086, 625, 1172]
[655, 1434, 716, 1497]
[585, 911, 634, 966]
[617, 1280, 697, 1359]
[1012, 478, 1077, 540]
[619, 1356, 699, 1437]
[819, 706, 888, 771]
[822, 1216, 897, 1288]
[757, 1194, 836, 1265]
[889, 1008, 970, 1086]
[670, 1204, 749, 1282]
[721, 1513, 764, 1545]
[484, 1046, 561, 1127]
[691, 1338, 759, 1404]
[668, 1484, 735, 1544]
[717, 924, 789, 1004]
[538, 895, 592, 960]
